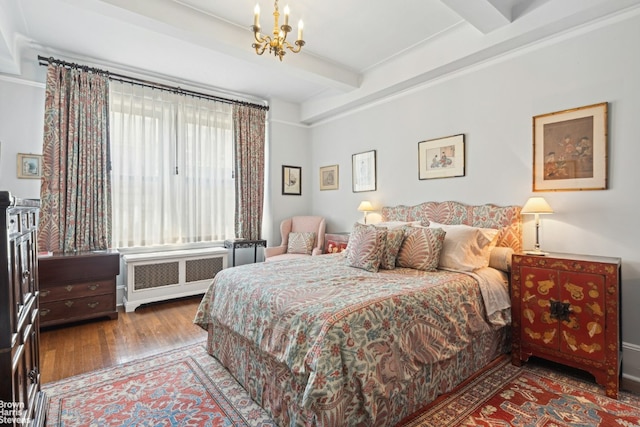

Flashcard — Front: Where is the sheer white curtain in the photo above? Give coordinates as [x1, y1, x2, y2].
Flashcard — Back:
[109, 81, 235, 248]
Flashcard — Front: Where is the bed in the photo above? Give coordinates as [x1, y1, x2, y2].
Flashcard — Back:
[194, 201, 521, 426]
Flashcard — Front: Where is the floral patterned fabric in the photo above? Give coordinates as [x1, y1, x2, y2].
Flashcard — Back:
[345, 223, 387, 272]
[39, 63, 112, 253]
[194, 254, 509, 427]
[382, 201, 522, 252]
[233, 104, 267, 240]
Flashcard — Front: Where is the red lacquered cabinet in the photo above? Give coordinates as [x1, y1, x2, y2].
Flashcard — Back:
[511, 252, 621, 399]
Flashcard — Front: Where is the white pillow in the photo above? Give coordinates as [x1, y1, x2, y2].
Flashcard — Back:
[429, 222, 499, 271]
[375, 220, 427, 229]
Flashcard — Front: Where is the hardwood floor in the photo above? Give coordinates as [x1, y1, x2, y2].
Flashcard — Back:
[39, 295, 207, 383]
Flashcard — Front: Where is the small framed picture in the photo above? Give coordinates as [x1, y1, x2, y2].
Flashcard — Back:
[282, 165, 302, 195]
[17, 153, 43, 179]
[418, 134, 465, 180]
[319, 164, 339, 190]
[352, 150, 376, 192]
[533, 102, 608, 191]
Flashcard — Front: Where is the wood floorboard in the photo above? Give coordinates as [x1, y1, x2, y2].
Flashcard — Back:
[39, 295, 207, 383]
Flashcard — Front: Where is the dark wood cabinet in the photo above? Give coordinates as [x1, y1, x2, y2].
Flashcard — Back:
[38, 251, 120, 327]
[511, 252, 621, 398]
[0, 191, 45, 426]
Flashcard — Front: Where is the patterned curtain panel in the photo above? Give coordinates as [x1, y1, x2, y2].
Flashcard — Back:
[39, 64, 112, 253]
[233, 105, 266, 240]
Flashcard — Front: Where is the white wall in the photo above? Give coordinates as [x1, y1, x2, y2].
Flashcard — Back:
[0, 77, 45, 198]
[307, 12, 640, 380]
[264, 98, 312, 247]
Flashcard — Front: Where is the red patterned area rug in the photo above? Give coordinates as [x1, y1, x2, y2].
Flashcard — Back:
[399, 355, 640, 427]
[43, 343, 276, 426]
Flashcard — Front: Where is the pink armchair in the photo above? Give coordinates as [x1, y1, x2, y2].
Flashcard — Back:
[264, 216, 326, 262]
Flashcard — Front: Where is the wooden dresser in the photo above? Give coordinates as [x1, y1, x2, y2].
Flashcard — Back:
[38, 251, 120, 327]
[0, 192, 46, 426]
[511, 252, 621, 398]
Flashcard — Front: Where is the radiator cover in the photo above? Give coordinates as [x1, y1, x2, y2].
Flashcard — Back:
[122, 247, 228, 312]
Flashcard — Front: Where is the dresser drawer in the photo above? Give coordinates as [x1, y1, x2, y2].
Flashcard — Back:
[40, 294, 115, 324]
[40, 279, 114, 302]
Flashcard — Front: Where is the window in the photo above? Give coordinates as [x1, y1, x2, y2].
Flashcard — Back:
[109, 82, 235, 248]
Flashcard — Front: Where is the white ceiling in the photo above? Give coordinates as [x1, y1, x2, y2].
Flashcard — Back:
[1, 0, 639, 124]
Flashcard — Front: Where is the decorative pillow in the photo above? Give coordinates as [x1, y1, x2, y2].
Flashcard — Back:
[346, 223, 387, 272]
[396, 227, 446, 272]
[374, 220, 428, 229]
[325, 240, 348, 254]
[489, 246, 514, 272]
[429, 222, 499, 271]
[378, 227, 405, 269]
[287, 232, 316, 255]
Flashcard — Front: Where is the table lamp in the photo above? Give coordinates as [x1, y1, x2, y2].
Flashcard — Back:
[521, 197, 554, 255]
[357, 201, 374, 224]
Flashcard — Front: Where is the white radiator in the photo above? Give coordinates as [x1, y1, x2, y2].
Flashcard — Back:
[122, 247, 228, 312]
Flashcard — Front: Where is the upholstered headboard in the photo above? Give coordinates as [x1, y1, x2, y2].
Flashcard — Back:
[381, 201, 522, 252]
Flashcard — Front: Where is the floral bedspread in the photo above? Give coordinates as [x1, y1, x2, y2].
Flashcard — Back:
[194, 253, 506, 426]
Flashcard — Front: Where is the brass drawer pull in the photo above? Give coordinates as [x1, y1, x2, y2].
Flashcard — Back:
[64, 300, 74, 307]
[40, 290, 50, 298]
[87, 302, 100, 309]
[40, 308, 50, 316]
[88, 284, 100, 291]
[65, 285, 74, 292]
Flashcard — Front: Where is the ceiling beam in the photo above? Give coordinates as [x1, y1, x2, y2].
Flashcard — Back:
[441, 0, 512, 33]
[76, 0, 360, 91]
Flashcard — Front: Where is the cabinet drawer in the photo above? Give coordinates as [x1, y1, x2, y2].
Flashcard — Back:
[40, 279, 114, 302]
[40, 294, 115, 322]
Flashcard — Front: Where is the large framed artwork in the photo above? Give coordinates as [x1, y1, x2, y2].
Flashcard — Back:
[282, 165, 301, 195]
[319, 164, 339, 190]
[533, 102, 608, 191]
[418, 134, 465, 180]
[352, 150, 376, 193]
[17, 153, 43, 179]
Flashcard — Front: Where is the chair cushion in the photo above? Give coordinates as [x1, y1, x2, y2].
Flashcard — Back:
[287, 232, 316, 255]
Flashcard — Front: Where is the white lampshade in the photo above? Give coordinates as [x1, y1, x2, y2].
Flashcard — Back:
[521, 197, 554, 215]
[357, 201, 374, 212]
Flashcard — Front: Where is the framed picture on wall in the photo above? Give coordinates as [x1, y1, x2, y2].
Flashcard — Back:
[533, 102, 608, 191]
[418, 134, 465, 180]
[352, 150, 376, 192]
[282, 165, 302, 195]
[319, 164, 339, 190]
[17, 153, 43, 179]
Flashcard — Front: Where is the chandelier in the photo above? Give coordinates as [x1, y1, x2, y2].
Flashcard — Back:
[251, 1, 305, 61]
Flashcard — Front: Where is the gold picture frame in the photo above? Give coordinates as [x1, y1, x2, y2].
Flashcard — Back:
[17, 153, 43, 179]
[533, 102, 608, 191]
[418, 134, 465, 180]
[319, 164, 339, 190]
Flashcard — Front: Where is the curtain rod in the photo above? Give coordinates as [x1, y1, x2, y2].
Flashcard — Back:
[37, 55, 269, 111]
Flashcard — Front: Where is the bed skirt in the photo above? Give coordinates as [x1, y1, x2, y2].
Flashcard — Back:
[205, 320, 510, 427]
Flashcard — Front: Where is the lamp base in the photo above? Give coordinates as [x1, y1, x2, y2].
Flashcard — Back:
[524, 249, 548, 256]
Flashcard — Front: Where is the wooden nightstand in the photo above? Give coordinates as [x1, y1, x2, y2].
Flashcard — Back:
[38, 251, 120, 327]
[511, 252, 621, 398]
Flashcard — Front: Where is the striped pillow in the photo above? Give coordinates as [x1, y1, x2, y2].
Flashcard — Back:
[287, 232, 316, 255]
[397, 226, 446, 271]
